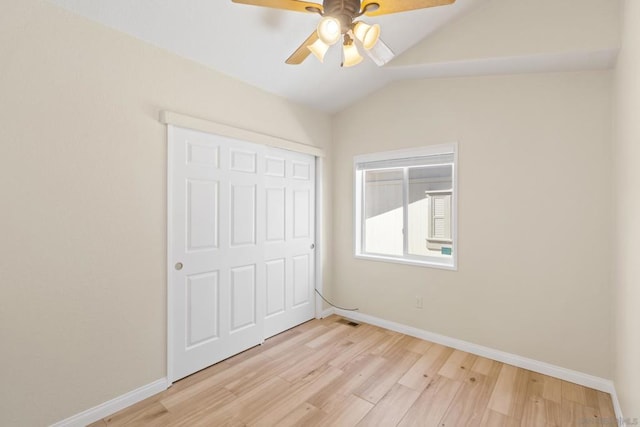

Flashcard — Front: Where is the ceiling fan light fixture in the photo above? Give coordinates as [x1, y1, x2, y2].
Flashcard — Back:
[305, 6, 322, 14]
[353, 21, 380, 50]
[362, 2, 380, 13]
[342, 40, 363, 67]
[308, 38, 330, 62]
[232, 0, 459, 67]
[317, 16, 342, 45]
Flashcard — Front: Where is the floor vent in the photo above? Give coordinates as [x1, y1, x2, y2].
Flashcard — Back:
[338, 318, 360, 327]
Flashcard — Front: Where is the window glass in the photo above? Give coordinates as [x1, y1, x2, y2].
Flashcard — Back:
[407, 165, 453, 257]
[364, 169, 404, 256]
[354, 145, 456, 270]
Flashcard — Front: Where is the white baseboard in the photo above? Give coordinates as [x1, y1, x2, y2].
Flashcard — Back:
[332, 309, 618, 396]
[50, 378, 168, 427]
[609, 387, 627, 427]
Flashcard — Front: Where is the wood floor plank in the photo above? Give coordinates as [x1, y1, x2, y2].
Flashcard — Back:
[561, 380, 599, 408]
[480, 409, 520, 427]
[229, 378, 292, 426]
[541, 373, 563, 404]
[223, 347, 312, 396]
[180, 376, 291, 427]
[278, 338, 352, 383]
[160, 354, 270, 410]
[397, 375, 463, 427]
[259, 324, 331, 359]
[107, 402, 171, 426]
[295, 318, 327, 331]
[487, 364, 519, 415]
[222, 327, 301, 366]
[274, 402, 323, 427]
[312, 393, 374, 427]
[104, 401, 169, 426]
[521, 394, 562, 427]
[98, 316, 611, 427]
[328, 329, 386, 369]
[440, 359, 503, 426]
[354, 348, 422, 404]
[561, 399, 600, 426]
[368, 330, 405, 357]
[509, 368, 531, 419]
[166, 359, 233, 393]
[596, 390, 616, 421]
[355, 383, 421, 427]
[307, 353, 387, 408]
[398, 343, 454, 391]
[157, 388, 238, 427]
[582, 386, 601, 409]
[527, 400, 561, 427]
[339, 322, 379, 342]
[248, 367, 344, 426]
[305, 323, 352, 349]
[521, 372, 562, 427]
[473, 356, 499, 376]
[404, 335, 433, 355]
[438, 349, 478, 381]
[316, 315, 345, 328]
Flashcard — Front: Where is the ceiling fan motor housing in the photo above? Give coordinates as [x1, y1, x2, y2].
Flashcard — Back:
[323, 0, 362, 32]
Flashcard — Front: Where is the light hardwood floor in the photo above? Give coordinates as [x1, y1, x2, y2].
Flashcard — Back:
[90, 315, 616, 426]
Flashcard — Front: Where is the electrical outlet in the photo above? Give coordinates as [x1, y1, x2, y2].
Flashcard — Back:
[416, 296, 423, 309]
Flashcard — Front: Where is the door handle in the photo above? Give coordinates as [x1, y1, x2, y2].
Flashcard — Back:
[175, 262, 183, 271]
[310, 244, 315, 250]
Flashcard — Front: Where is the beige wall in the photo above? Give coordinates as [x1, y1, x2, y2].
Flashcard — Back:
[613, 0, 640, 419]
[331, 71, 612, 378]
[0, 1, 331, 425]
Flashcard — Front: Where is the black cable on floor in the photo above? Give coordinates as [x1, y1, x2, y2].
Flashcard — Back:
[315, 288, 359, 311]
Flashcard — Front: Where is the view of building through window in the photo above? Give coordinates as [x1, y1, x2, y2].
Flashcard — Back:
[355, 146, 456, 269]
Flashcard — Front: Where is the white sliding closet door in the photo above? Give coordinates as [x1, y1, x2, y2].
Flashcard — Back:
[262, 149, 315, 339]
[168, 126, 315, 382]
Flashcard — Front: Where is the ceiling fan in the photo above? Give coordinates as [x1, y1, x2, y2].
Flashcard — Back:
[232, 0, 456, 67]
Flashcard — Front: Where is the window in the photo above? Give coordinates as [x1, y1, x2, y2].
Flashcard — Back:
[354, 144, 457, 269]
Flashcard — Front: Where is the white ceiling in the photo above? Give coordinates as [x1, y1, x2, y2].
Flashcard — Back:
[47, 0, 490, 112]
[46, 0, 616, 113]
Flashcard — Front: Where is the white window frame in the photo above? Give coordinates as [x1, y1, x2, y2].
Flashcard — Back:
[354, 143, 458, 270]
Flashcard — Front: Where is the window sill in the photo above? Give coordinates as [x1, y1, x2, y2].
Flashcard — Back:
[354, 253, 457, 271]
[426, 239, 453, 244]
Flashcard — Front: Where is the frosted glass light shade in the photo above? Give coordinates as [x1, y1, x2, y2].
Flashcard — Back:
[308, 38, 330, 62]
[317, 16, 341, 45]
[342, 43, 363, 67]
[353, 22, 380, 50]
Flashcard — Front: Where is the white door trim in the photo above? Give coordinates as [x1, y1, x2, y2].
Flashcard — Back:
[165, 122, 324, 386]
[167, 125, 176, 385]
[160, 111, 325, 158]
[314, 157, 324, 318]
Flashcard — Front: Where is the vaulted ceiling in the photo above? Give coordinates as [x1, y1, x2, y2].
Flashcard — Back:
[47, 0, 619, 113]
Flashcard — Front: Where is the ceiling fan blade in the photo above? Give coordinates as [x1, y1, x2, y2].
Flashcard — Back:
[285, 30, 319, 65]
[362, 0, 455, 16]
[365, 38, 395, 66]
[232, 0, 323, 14]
